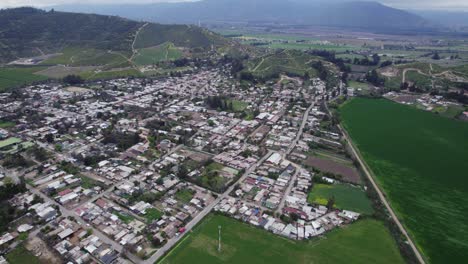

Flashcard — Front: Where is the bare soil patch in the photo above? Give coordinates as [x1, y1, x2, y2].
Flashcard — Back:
[304, 156, 361, 184]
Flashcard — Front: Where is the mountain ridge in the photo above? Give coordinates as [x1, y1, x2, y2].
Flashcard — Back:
[50, 0, 438, 33]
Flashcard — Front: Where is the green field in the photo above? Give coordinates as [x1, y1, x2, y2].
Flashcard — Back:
[175, 189, 195, 204]
[159, 214, 404, 264]
[41, 47, 128, 67]
[0, 120, 15, 128]
[134, 42, 183, 66]
[0, 67, 48, 91]
[340, 98, 468, 263]
[145, 208, 163, 223]
[308, 183, 374, 215]
[6, 245, 41, 264]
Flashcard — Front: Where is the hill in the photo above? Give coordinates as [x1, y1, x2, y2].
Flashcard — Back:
[0, 7, 229, 64]
[0, 7, 234, 91]
[52, 0, 436, 33]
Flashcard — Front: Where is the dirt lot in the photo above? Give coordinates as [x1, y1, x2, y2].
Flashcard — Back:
[304, 156, 361, 184]
[26, 236, 62, 264]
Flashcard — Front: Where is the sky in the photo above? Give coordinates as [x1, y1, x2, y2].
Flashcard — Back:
[1, 0, 468, 11]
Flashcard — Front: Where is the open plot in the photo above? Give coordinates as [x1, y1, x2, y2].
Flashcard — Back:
[6, 244, 41, 264]
[159, 214, 404, 264]
[304, 156, 360, 184]
[307, 183, 373, 215]
[340, 98, 468, 263]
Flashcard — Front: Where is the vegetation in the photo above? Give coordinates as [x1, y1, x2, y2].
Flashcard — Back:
[159, 214, 404, 264]
[6, 244, 41, 264]
[244, 50, 323, 81]
[307, 183, 374, 215]
[0, 7, 140, 62]
[0, 67, 48, 91]
[134, 42, 183, 65]
[135, 23, 227, 50]
[340, 98, 468, 263]
[175, 188, 195, 203]
[145, 208, 163, 223]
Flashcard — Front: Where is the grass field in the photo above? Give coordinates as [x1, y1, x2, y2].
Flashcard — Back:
[308, 183, 373, 215]
[134, 42, 183, 66]
[6, 244, 41, 264]
[339, 98, 468, 263]
[0, 120, 15, 128]
[159, 214, 404, 264]
[145, 208, 163, 223]
[175, 189, 195, 204]
[0, 67, 48, 91]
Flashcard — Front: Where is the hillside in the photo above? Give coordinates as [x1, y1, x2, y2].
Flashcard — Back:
[0, 7, 229, 64]
[53, 0, 436, 33]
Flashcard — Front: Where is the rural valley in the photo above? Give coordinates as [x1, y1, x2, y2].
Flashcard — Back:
[0, 1, 467, 264]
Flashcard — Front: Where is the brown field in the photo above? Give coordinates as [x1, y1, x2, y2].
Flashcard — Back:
[36, 65, 96, 78]
[304, 156, 361, 184]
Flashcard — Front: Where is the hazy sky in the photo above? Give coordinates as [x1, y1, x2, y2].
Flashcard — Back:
[1, 0, 468, 11]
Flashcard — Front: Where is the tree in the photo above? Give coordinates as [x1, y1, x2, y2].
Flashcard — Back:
[63, 75, 84, 85]
[327, 196, 336, 211]
[432, 52, 440, 60]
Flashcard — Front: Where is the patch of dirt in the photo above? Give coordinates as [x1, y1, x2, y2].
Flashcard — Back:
[378, 66, 399, 78]
[25, 236, 62, 264]
[304, 156, 361, 184]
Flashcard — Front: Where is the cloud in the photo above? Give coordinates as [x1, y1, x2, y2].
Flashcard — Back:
[381, 0, 468, 10]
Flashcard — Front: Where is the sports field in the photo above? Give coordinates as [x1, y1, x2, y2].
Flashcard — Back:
[339, 98, 468, 263]
[307, 183, 373, 215]
[159, 214, 403, 264]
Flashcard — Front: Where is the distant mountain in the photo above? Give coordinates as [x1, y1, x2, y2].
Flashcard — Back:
[52, 0, 437, 33]
[0, 7, 228, 63]
[411, 10, 468, 29]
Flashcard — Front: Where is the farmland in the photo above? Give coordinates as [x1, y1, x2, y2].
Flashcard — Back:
[0, 67, 48, 91]
[307, 183, 373, 215]
[159, 214, 404, 264]
[339, 98, 468, 263]
[304, 156, 361, 184]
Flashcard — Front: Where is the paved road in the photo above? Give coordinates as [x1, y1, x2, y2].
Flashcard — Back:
[337, 123, 426, 264]
[285, 102, 314, 156]
[275, 164, 300, 214]
[143, 150, 274, 264]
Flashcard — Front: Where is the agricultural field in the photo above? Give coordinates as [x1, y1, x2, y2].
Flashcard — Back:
[339, 98, 468, 263]
[307, 183, 373, 215]
[41, 47, 128, 67]
[304, 156, 361, 184]
[134, 42, 183, 66]
[159, 214, 404, 264]
[0, 67, 48, 91]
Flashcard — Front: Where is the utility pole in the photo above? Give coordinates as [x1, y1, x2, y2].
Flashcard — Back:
[218, 225, 222, 252]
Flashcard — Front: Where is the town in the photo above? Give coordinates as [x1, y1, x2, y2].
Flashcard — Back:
[0, 61, 370, 264]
